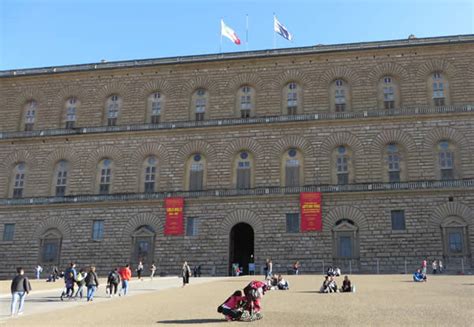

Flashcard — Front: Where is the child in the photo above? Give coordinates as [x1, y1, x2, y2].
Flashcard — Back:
[218, 290, 246, 321]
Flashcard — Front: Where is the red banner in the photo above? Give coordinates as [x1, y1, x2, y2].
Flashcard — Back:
[300, 192, 322, 232]
[164, 197, 184, 236]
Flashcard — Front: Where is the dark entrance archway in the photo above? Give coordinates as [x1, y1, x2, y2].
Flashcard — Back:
[229, 223, 254, 276]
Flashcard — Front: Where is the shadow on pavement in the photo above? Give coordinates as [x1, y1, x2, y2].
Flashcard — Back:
[157, 318, 225, 324]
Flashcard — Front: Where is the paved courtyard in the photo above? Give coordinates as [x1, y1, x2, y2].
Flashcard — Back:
[1, 274, 473, 326]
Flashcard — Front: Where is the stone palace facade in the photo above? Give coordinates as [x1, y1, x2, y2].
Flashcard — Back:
[0, 35, 473, 278]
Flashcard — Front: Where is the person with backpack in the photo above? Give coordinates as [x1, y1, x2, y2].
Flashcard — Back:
[118, 264, 132, 296]
[74, 269, 87, 299]
[85, 266, 99, 302]
[60, 263, 77, 301]
[107, 268, 121, 297]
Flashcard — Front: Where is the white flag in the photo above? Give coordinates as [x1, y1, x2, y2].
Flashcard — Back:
[221, 20, 241, 45]
[274, 16, 293, 41]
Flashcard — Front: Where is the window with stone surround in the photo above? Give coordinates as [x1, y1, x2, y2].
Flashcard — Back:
[192, 89, 207, 121]
[186, 217, 198, 236]
[234, 151, 253, 189]
[332, 219, 359, 259]
[98, 159, 113, 194]
[12, 162, 26, 198]
[378, 76, 400, 109]
[148, 92, 162, 124]
[65, 97, 78, 129]
[143, 156, 157, 193]
[441, 216, 468, 257]
[282, 148, 303, 187]
[428, 71, 450, 107]
[237, 85, 255, 118]
[131, 225, 155, 266]
[92, 220, 104, 241]
[54, 160, 69, 197]
[330, 79, 351, 112]
[386, 144, 401, 182]
[286, 213, 300, 233]
[24, 100, 37, 131]
[186, 154, 206, 191]
[40, 228, 62, 265]
[3, 223, 15, 241]
[106, 95, 121, 126]
[391, 210, 406, 230]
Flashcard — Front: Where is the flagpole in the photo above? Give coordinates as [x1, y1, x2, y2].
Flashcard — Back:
[246, 14, 249, 51]
[220, 18, 223, 53]
[273, 13, 276, 49]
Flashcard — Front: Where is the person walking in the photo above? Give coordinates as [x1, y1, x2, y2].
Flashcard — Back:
[60, 262, 77, 301]
[432, 260, 438, 274]
[35, 265, 43, 280]
[10, 267, 31, 317]
[421, 258, 427, 278]
[438, 259, 443, 273]
[150, 263, 157, 281]
[136, 261, 144, 281]
[118, 264, 132, 296]
[293, 261, 300, 275]
[74, 268, 87, 299]
[107, 268, 120, 297]
[182, 261, 191, 287]
[85, 266, 99, 302]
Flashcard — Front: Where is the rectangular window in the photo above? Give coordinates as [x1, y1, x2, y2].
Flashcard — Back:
[285, 160, 300, 187]
[335, 104, 346, 112]
[65, 121, 75, 129]
[3, 223, 15, 241]
[195, 112, 205, 121]
[286, 213, 300, 233]
[337, 173, 349, 185]
[241, 109, 251, 118]
[13, 188, 23, 198]
[384, 101, 395, 109]
[42, 241, 58, 262]
[24, 123, 34, 131]
[389, 171, 400, 183]
[434, 97, 445, 106]
[391, 210, 406, 230]
[448, 230, 463, 253]
[338, 235, 353, 257]
[190, 169, 203, 191]
[92, 220, 104, 241]
[186, 217, 197, 236]
[236, 162, 251, 189]
[107, 118, 117, 126]
[55, 186, 66, 197]
[287, 106, 297, 115]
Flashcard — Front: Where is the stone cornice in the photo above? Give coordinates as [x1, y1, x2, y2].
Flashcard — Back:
[1, 34, 473, 78]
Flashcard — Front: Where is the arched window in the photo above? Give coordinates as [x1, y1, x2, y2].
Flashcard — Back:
[98, 159, 112, 194]
[187, 154, 206, 191]
[335, 146, 350, 185]
[285, 82, 300, 115]
[332, 219, 359, 259]
[193, 89, 207, 121]
[237, 85, 255, 118]
[386, 144, 401, 182]
[143, 156, 157, 193]
[106, 95, 121, 126]
[40, 228, 62, 265]
[53, 160, 69, 196]
[12, 162, 26, 198]
[431, 72, 448, 106]
[437, 140, 455, 180]
[282, 148, 303, 187]
[379, 76, 399, 109]
[24, 100, 37, 131]
[65, 97, 78, 129]
[148, 92, 162, 124]
[331, 79, 350, 112]
[131, 225, 155, 266]
[234, 151, 253, 189]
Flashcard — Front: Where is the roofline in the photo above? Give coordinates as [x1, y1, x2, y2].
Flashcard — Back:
[1, 34, 473, 78]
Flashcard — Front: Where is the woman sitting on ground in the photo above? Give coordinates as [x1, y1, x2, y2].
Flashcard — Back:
[320, 276, 330, 293]
[218, 290, 246, 321]
[277, 275, 289, 290]
[413, 269, 426, 282]
[341, 275, 352, 292]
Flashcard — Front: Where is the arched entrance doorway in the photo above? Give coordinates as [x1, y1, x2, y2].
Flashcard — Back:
[229, 223, 254, 276]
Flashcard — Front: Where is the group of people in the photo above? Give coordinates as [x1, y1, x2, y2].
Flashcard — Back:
[320, 267, 353, 293]
[266, 274, 289, 290]
[413, 258, 443, 282]
[218, 280, 268, 321]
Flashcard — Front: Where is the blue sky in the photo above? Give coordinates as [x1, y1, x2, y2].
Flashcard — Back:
[0, 0, 472, 70]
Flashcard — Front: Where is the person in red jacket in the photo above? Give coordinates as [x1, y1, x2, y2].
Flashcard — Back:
[118, 264, 132, 296]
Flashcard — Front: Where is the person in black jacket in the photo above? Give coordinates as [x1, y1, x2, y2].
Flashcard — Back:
[85, 266, 99, 302]
[10, 267, 31, 317]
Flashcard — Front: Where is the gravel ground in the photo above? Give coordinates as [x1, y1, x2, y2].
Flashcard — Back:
[2, 274, 473, 326]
